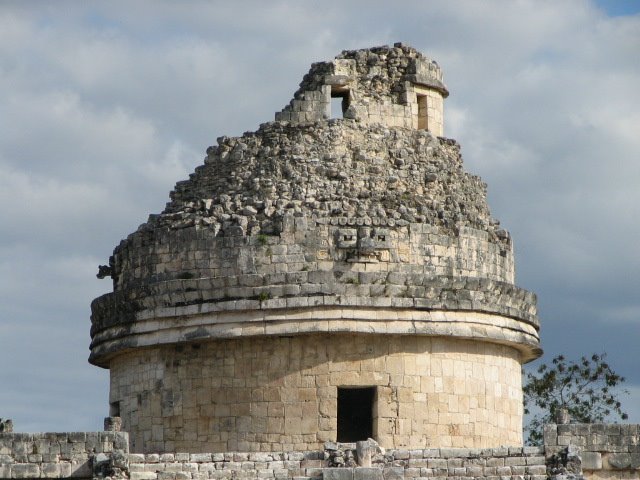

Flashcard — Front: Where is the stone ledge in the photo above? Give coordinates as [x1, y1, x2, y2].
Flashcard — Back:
[90, 274, 538, 338]
[89, 306, 541, 367]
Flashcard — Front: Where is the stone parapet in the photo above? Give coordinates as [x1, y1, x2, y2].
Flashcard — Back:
[0, 432, 128, 479]
[129, 446, 548, 480]
[545, 423, 640, 479]
[5, 427, 638, 479]
[0, 443, 549, 480]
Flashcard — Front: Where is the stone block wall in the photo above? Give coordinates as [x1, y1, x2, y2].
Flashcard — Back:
[545, 423, 640, 479]
[0, 432, 128, 479]
[108, 335, 524, 453]
[3, 428, 639, 479]
[0, 441, 549, 480]
[108, 222, 515, 293]
[124, 446, 548, 480]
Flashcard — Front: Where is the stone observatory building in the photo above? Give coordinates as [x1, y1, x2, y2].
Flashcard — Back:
[90, 43, 541, 455]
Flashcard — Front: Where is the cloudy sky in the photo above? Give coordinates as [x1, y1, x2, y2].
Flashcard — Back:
[1, 0, 639, 434]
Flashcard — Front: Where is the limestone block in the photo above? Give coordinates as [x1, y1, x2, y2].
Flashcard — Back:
[526, 464, 547, 475]
[10, 463, 40, 479]
[582, 451, 603, 470]
[130, 473, 159, 480]
[381, 466, 404, 480]
[607, 452, 632, 469]
[0, 465, 10, 479]
[40, 462, 62, 478]
[323, 468, 354, 480]
[353, 467, 382, 480]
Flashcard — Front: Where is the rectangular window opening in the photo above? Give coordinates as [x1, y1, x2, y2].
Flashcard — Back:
[331, 88, 350, 119]
[417, 94, 428, 130]
[337, 386, 375, 442]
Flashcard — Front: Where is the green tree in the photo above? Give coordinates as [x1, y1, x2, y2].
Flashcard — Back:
[523, 353, 628, 445]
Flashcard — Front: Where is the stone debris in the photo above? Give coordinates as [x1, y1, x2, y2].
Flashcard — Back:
[0, 419, 12, 433]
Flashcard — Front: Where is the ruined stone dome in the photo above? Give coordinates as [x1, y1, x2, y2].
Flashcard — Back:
[91, 44, 540, 453]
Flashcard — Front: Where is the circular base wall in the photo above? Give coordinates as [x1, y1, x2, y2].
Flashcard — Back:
[109, 333, 523, 453]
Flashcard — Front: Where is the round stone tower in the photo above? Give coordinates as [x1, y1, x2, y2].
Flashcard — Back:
[90, 44, 541, 454]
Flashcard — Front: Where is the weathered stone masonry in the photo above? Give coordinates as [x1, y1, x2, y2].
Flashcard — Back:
[108, 336, 525, 453]
[545, 423, 640, 479]
[3, 429, 640, 479]
[0, 431, 551, 479]
[275, 45, 447, 135]
[3, 426, 640, 479]
[88, 44, 540, 453]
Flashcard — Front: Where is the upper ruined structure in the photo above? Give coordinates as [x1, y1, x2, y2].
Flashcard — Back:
[275, 44, 448, 135]
[90, 44, 541, 454]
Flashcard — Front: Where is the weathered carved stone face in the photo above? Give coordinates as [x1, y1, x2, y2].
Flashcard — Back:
[334, 227, 391, 263]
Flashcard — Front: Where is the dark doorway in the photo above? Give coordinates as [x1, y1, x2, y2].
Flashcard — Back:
[417, 94, 428, 130]
[337, 387, 375, 442]
[109, 401, 120, 417]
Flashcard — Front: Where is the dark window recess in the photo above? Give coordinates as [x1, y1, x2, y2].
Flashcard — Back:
[337, 387, 375, 442]
[417, 94, 428, 130]
[109, 401, 120, 417]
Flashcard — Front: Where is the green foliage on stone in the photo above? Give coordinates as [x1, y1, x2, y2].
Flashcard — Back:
[256, 234, 268, 246]
[524, 353, 628, 445]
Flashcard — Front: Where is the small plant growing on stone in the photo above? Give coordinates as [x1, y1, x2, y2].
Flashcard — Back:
[258, 291, 271, 301]
[256, 234, 268, 246]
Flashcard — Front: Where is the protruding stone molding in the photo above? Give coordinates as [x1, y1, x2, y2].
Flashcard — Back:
[91, 273, 537, 332]
[89, 305, 540, 367]
[402, 74, 449, 97]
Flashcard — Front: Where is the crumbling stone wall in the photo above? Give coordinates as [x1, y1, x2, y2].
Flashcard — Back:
[0, 432, 128, 479]
[107, 122, 513, 292]
[275, 43, 448, 136]
[545, 423, 640, 480]
[0, 437, 550, 479]
[4, 428, 639, 479]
